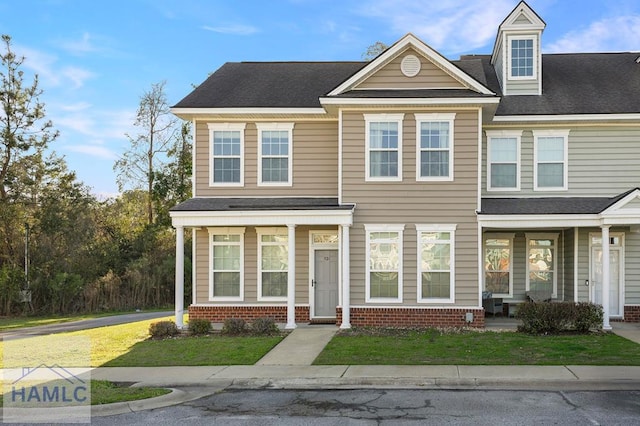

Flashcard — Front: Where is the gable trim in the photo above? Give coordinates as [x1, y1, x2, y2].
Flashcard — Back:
[320, 97, 500, 106]
[171, 107, 327, 116]
[493, 113, 640, 122]
[327, 34, 494, 96]
[602, 189, 640, 217]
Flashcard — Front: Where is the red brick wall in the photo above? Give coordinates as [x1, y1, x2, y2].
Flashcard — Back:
[336, 307, 485, 328]
[623, 305, 640, 322]
[189, 305, 310, 323]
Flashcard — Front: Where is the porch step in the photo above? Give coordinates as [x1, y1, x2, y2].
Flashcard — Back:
[309, 319, 336, 325]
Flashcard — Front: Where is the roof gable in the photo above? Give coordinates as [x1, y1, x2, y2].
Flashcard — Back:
[499, 1, 546, 31]
[602, 189, 640, 216]
[328, 34, 494, 96]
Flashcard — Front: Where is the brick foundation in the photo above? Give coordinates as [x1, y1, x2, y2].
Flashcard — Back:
[623, 305, 640, 322]
[189, 305, 310, 323]
[336, 307, 485, 328]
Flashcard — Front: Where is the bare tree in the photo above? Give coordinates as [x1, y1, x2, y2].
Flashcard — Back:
[362, 41, 389, 61]
[114, 81, 177, 225]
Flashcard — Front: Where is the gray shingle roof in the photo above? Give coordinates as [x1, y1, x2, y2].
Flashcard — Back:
[480, 189, 634, 215]
[173, 54, 640, 115]
[170, 197, 354, 212]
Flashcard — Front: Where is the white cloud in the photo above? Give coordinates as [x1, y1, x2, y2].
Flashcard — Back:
[61, 66, 96, 89]
[546, 15, 640, 53]
[355, 0, 513, 53]
[15, 44, 95, 89]
[59, 32, 98, 55]
[202, 24, 259, 35]
[63, 144, 119, 160]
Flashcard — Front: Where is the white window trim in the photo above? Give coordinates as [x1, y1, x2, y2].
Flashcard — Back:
[414, 113, 456, 182]
[525, 232, 559, 298]
[416, 224, 456, 303]
[257, 123, 294, 187]
[208, 227, 245, 302]
[533, 129, 569, 191]
[257, 227, 289, 302]
[208, 123, 246, 187]
[486, 130, 522, 192]
[365, 224, 404, 303]
[483, 233, 515, 298]
[364, 113, 404, 182]
[507, 34, 537, 81]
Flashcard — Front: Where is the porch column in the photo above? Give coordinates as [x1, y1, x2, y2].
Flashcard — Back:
[601, 225, 612, 330]
[340, 224, 351, 329]
[175, 226, 185, 329]
[286, 224, 297, 329]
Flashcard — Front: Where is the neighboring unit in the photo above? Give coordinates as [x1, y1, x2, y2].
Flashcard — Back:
[170, 1, 640, 330]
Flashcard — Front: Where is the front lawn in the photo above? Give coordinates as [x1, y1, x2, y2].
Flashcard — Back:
[313, 329, 640, 365]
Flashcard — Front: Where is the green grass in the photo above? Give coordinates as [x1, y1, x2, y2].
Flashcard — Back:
[0, 310, 169, 332]
[0, 315, 283, 367]
[313, 329, 640, 366]
[0, 380, 171, 407]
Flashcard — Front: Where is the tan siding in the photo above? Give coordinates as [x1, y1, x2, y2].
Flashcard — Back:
[342, 109, 480, 307]
[195, 228, 209, 304]
[194, 121, 338, 197]
[356, 48, 465, 90]
[483, 127, 640, 197]
[564, 228, 575, 302]
[625, 231, 640, 305]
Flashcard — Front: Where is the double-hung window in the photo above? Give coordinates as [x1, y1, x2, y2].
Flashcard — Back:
[484, 234, 514, 298]
[365, 225, 404, 303]
[364, 114, 404, 181]
[508, 36, 536, 79]
[257, 123, 294, 186]
[534, 130, 569, 190]
[209, 227, 245, 301]
[486, 130, 521, 191]
[209, 123, 245, 186]
[415, 113, 455, 181]
[526, 233, 558, 298]
[257, 228, 288, 301]
[417, 225, 456, 303]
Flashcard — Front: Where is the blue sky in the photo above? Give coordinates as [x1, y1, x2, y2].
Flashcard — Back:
[2, 0, 639, 197]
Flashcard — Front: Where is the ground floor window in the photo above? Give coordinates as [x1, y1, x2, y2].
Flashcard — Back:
[417, 225, 456, 303]
[365, 225, 404, 303]
[257, 228, 288, 301]
[526, 233, 558, 297]
[484, 233, 514, 297]
[209, 227, 245, 301]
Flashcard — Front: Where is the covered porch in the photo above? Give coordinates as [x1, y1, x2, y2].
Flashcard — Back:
[170, 198, 354, 330]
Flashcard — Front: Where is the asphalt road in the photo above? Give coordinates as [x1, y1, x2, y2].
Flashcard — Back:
[0, 311, 173, 339]
[89, 388, 640, 425]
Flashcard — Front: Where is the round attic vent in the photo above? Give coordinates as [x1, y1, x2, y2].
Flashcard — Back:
[401, 54, 421, 77]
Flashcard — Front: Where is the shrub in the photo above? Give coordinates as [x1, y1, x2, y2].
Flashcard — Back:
[149, 320, 179, 339]
[188, 318, 212, 336]
[222, 318, 247, 335]
[250, 317, 279, 335]
[516, 301, 603, 334]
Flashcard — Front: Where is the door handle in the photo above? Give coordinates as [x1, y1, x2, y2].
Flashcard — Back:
[585, 279, 589, 287]
[311, 279, 315, 287]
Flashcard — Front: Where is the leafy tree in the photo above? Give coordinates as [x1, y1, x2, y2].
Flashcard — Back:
[362, 41, 389, 60]
[114, 81, 178, 225]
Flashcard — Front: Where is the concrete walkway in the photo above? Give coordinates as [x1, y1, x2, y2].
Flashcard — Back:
[256, 325, 337, 365]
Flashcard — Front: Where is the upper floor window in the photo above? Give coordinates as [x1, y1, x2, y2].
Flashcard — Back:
[486, 130, 521, 191]
[364, 114, 404, 181]
[417, 225, 456, 303]
[209, 227, 245, 301]
[415, 113, 455, 181]
[208, 123, 245, 186]
[533, 130, 569, 191]
[365, 224, 404, 303]
[257, 123, 294, 186]
[508, 36, 536, 79]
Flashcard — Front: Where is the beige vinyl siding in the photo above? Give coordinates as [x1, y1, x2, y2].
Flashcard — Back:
[194, 121, 338, 197]
[563, 228, 575, 302]
[342, 109, 480, 307]
[493, 46, 504, 93]
[356, 48, 465, 90]
[625, 231, 640, 305]
[483, 127, 640, 197]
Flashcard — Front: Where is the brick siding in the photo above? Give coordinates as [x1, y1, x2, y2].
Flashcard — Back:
[623, 305, 640, 322]
[189, 305, 310, 323]
[336, 307, 485, 328]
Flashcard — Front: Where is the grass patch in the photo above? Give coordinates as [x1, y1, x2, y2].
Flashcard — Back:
[0, 315, 283, 367]
[0, 380, 171, 407]
[313, 329, 640, 366]
[0, 310, 168, 332]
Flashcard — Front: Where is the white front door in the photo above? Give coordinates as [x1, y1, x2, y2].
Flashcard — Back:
[591, 246, 623, 317]
[313, 249, 339, 318]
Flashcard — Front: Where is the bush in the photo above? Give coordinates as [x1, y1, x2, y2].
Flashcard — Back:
[516, 302, 603, 334]
[250, 317, 279, 335]
[222, 318, 247, 335]
[188, 318, 212, 336]
[149, 320, 179, 339]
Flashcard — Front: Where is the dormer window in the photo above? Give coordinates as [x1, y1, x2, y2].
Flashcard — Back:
[508, 35, 536, 80]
